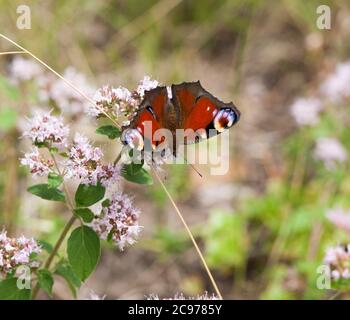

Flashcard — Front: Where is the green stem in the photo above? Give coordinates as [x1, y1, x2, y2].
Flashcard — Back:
[31, 215, 77, 299]
[31, 153, 77, 299]
[113, 150, 122, 165]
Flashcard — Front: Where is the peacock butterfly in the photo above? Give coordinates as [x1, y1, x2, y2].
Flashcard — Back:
[121, 81, 240, 156]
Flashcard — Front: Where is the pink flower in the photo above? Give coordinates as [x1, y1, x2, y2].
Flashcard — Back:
[314, 137, 348, 169]
[65, 133, 103, 184]
[324, 245, 350, 281]
[49, 67, 95, 115]
[36, 67, 94, 115]
[0, 229, 41, 276]
[320, 61, 350, 102]
[97, 164, 121, 188]
[136, 76, 159, 97]
[91, 85, 138, 125]
[90, 85, 116, 117]
[91, 76, 158, 125]
[9, 57, 42, 83]
[65, 133, 120, 187]
[20, 147, 54, 177]
[90, 193, 142, 250]
[290, 97, 323, 126]
[22, 110, 69, 147]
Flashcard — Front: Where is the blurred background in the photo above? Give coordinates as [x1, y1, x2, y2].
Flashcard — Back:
[1, 0, 350, 299]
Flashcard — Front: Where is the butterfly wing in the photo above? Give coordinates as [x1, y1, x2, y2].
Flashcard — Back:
[125, 86, 169, 149]
[171, 81, 240, 144]
[123, 82, 240, 153]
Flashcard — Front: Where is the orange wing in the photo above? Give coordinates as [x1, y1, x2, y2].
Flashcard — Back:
[130, 86, 169, 148]
[171, 81, 240, 144]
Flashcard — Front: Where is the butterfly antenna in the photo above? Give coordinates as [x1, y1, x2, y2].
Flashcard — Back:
[190, 164, 203, 178]
[181, 154, 203, 178]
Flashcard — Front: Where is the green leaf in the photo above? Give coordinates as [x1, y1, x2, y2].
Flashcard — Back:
[34, 141, 49, 148]
[67, 226, 100, 281]
[49, 147, 58, 154]
[96, 125, 121, 139]
[55, 262, 81, 299]
[107, 230, 114, 243]
[74, 208, 94, 223]
[48, 172, 63, 188]
[59, 152, 69, 158]
[0, 107, 17, 130]
[27, 184, 65, 202]
[75, 183, 105, 207]
[0, 278, 31, 300]
[0, 75, 20, 100]
[122, 163, 153, 185]
[101, 199, 110, 207]
[37, 269, 54, 297]
[55, 262, 81, 288]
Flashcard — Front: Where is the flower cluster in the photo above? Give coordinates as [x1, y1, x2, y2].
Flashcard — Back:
[0, 230, 41, 276]
[91, 85, 138, 123]
[90, 193, 142, 250]
[65, 133, 120, 187]
[9, 57, 42, 84]
[9, 57, 95, 117]
[20, 147, 54, 177]
[324, 245, 350, 281]
[313, 137, 348, 170]
[136, 76, 159, 97]
[320, 61, 350, 102]
[147, 292, 219, 300]
[38, 67, 95, 115]
[290, 97, 322, 127]
[22, 110, 69, 148]
[290, 60, 350, 127]
[91, 76, 158, 126]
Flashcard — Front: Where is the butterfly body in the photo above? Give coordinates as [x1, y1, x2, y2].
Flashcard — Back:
[122, 81, 240, 155]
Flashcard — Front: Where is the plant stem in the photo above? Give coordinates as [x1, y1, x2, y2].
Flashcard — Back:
[31, 153, 77, 299]
[152, 166, 223, 300]
[50, 153, 75, 210]
[113, 150, 122, 165]
[46, 216, 77, 270]
[0, 50, 25, 55]
[31, 215, 77, 299]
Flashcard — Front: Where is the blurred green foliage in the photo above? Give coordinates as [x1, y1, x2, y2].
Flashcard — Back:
[204, 210, 247, 272]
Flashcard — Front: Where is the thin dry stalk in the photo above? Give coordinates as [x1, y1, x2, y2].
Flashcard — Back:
[152, 166, 223, 300]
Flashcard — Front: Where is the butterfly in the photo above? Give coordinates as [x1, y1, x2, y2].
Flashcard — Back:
[121, 81, 240, 156]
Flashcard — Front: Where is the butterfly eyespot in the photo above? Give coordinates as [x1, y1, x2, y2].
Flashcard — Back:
[213, 108, 237, 132]
[121, 129, 144, 151]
